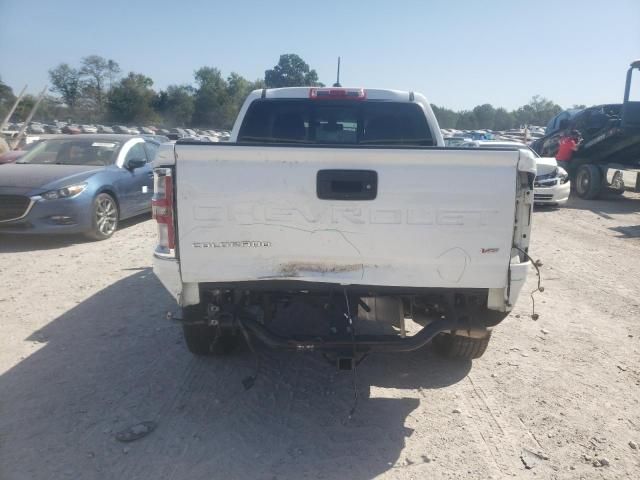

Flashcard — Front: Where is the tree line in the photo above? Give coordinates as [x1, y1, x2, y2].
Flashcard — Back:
[431, 97, 569, 130]
[1, 53, 569, 130]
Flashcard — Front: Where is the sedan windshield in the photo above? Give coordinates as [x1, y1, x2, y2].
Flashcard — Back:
[16, 139, 121, 166]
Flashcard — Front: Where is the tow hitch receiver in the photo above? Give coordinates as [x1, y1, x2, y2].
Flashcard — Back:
[337, 357, 354, 371]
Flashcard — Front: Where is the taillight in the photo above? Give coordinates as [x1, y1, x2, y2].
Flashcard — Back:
[309, 88, 366, 100]
[152, 167, 175, 254]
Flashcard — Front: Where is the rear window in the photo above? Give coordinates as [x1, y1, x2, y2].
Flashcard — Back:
[238, 99, 433, 146]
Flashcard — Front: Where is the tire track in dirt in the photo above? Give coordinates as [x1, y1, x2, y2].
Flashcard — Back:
[460, 373, 555, 477]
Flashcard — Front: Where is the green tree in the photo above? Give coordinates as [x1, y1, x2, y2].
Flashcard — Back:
[155, 85, 195, 126]
[8, 94, 66, 123]
[514, 95, 562, 126]
[80, 55, 121, 118]
[0, 77, 17, 121]
[192, 67, 230, 127]
[107, 73, 158, 124]
[431, 104, 459, 129]
[222, 73, 265, 127]
[472, 104, 496, 129]
[48, 63, 82, 111]
[493, 107, 514, 131]
[12, 94, 35, 122]
[265, 54, 322, 88]
[106, 59, 121, 90]
[227, 72, 254, 103]
[456, 111, 478, 130]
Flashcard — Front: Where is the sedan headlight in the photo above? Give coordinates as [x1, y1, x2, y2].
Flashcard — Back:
[557, 166, 569, 184]
[41, 183, 88, 200]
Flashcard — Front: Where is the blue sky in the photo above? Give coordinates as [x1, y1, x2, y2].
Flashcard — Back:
[1, 0, 639, 110]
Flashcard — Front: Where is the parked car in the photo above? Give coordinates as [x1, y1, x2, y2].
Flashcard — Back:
[62, 124, 82, 134]
[28, 124, 46, 134]
[444, 136, 471, 146]
[80, 125, 98, 134]
[2, 123, 20, 135]
[141, 134, 170, 144]
[461, 140, 570, 206]
[198, 135, 220, 143]
[0, 150, 25, 164]
[0, 135, 158, 239]
[0, 139, 43, 165]
[113, 125, 131, 134]
[44, 125, 63, 134]
[152, 86, 535, 365]
[167, 128, 187, 140]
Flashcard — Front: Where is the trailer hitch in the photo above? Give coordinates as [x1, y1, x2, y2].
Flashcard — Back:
[236, 314, 457, 354]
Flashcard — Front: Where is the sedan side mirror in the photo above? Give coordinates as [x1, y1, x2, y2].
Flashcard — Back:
[126, 158, 146, 170]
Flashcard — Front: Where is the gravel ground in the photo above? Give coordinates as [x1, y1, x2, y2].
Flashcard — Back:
[1, 194, 639, 480]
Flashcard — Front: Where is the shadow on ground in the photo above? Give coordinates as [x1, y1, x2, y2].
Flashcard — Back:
[0, 213, 151, 253]
[609, 224, 640, 238]
[0, 270, 470, 480]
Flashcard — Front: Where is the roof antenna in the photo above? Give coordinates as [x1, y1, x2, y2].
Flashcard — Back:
[333, 56, 341, 87]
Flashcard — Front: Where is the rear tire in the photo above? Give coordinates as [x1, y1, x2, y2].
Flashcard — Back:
[182, 304, 240, 356]
[434, 331, 492, 359]
[575, 164, 603, 199]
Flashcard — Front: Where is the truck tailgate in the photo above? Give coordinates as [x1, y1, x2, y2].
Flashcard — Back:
[174, 145, 520, 288]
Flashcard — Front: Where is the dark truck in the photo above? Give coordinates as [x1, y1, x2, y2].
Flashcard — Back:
[532, 60, 640, 199]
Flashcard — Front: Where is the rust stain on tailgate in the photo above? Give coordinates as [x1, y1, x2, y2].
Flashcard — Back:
[279, 262, 363, 277]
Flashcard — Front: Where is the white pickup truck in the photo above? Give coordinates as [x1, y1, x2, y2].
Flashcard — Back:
[152, 87, 535, 367]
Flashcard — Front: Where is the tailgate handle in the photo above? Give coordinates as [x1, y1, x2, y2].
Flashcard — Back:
[317, 169, 378, 200]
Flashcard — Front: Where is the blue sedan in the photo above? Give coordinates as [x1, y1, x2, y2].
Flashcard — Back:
[0, 135, 161, 240]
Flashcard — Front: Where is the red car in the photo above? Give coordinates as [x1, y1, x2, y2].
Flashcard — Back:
[62, 125, 82, 134]
[0, 141, 41, 164]
[0, 150, 25, 164]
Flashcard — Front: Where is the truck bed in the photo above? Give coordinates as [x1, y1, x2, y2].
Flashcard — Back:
[173, 143, 525, 290]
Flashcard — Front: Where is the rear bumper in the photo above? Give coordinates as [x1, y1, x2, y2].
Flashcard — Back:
[155, 253, 531, 314]
[153, 253, 183, 301]
[508, 260, 530, 306]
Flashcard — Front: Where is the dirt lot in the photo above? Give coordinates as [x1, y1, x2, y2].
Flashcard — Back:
[1, 193, 639, 480]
